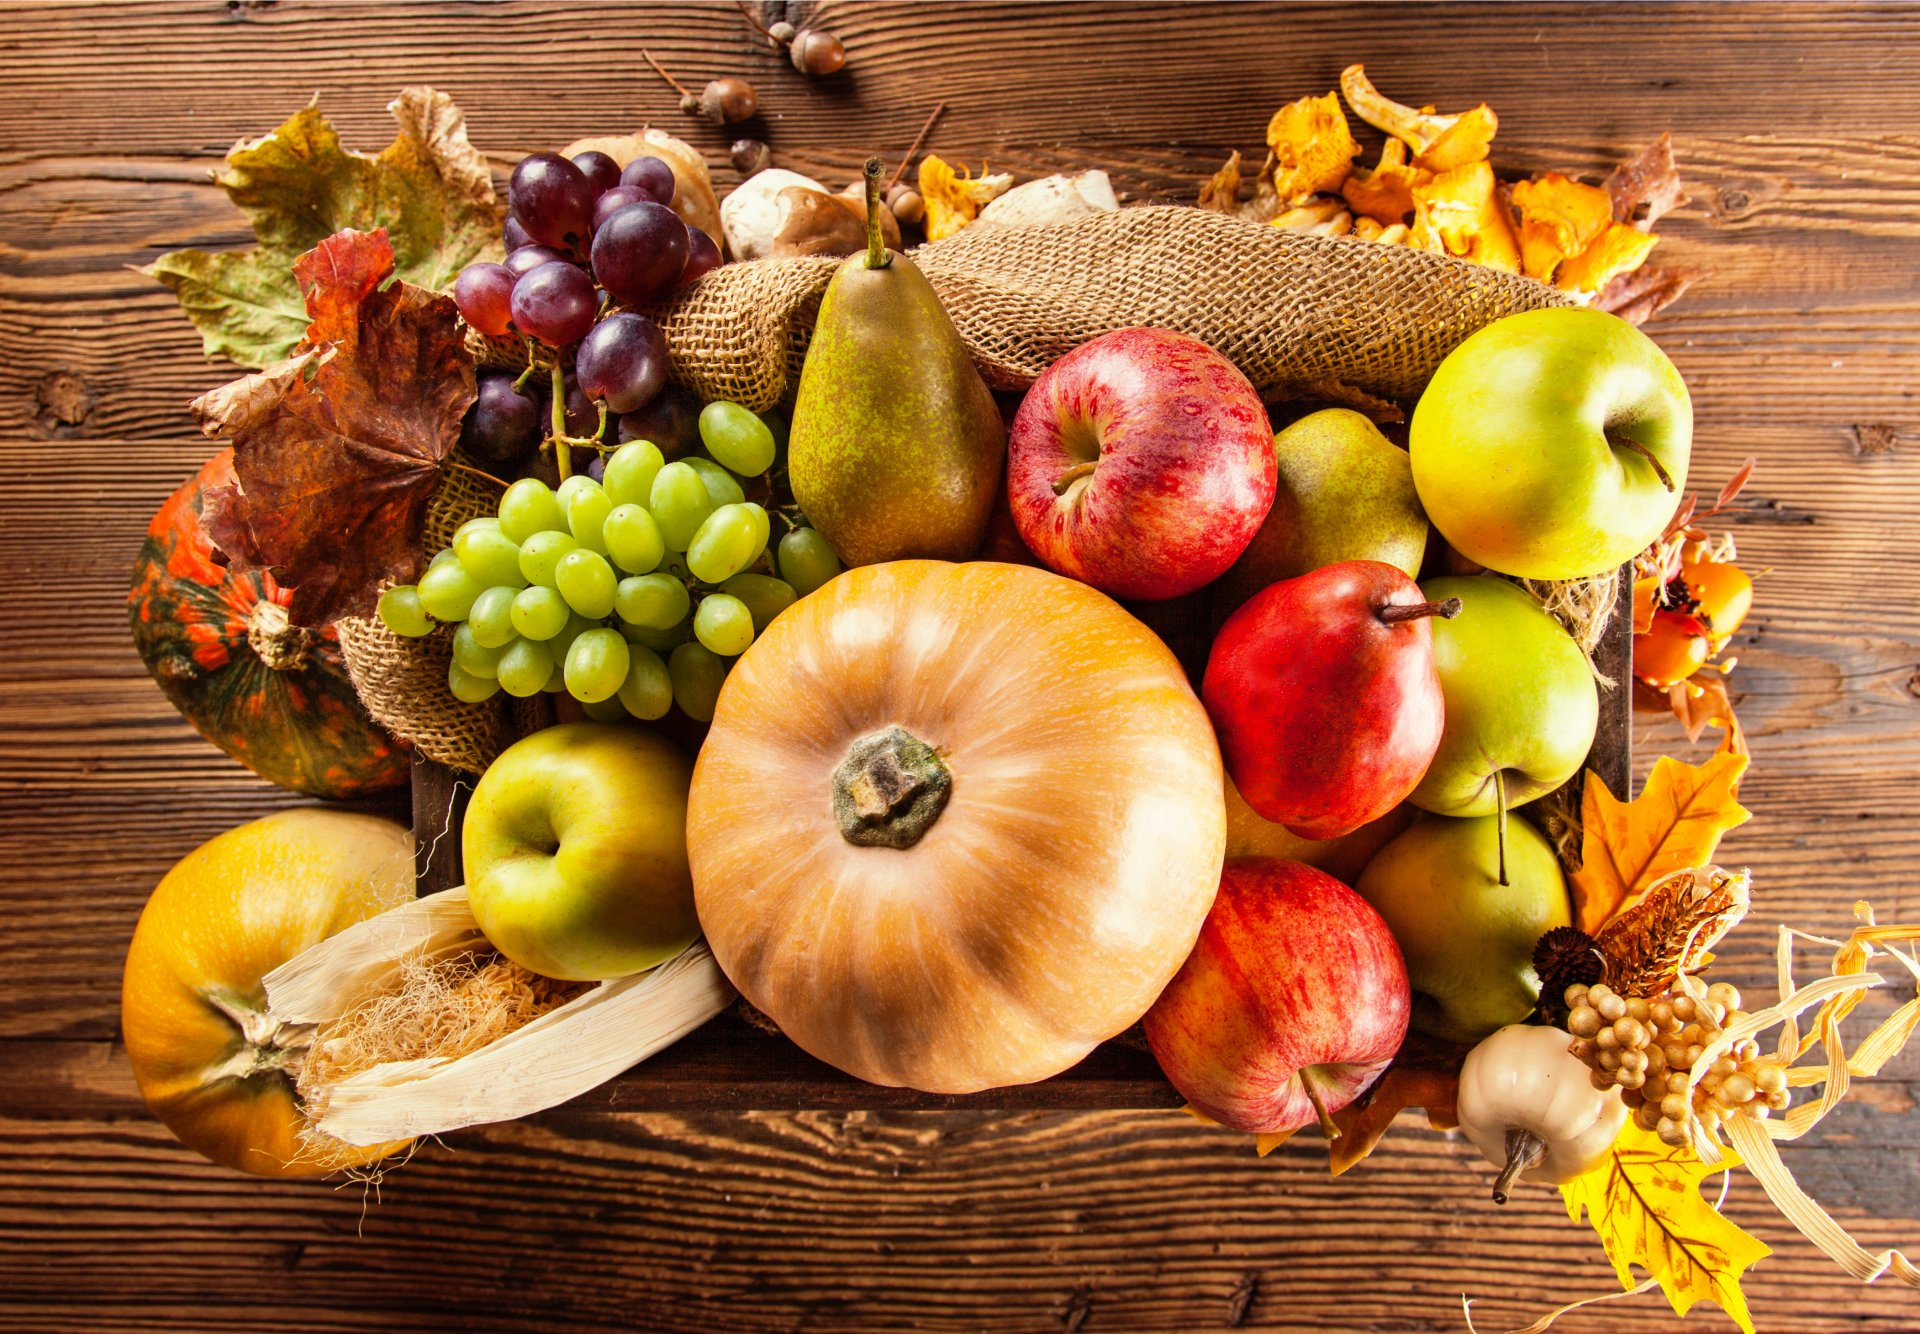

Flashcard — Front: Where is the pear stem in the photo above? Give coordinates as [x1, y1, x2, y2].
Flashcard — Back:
[1378, 597, 1462, 625]
[1610, 433, 1676, 492]
[1493, 1127, 1546, 1205]
[1299, 1067, 1343, 1141]
[862, 157, 890, 271]
[1495, 768, 1510, 888]
[1051, 461, 1099, 495]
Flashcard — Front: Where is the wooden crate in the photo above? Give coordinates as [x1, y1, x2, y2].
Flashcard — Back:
[412, 570, 1632, 1111]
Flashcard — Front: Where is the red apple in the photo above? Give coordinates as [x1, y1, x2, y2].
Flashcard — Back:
[1007, 327, 1275, 601]
[1144, 858, 1410, 1135]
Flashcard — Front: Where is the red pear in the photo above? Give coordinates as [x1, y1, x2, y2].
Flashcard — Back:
[1201, 560, 1455, 840]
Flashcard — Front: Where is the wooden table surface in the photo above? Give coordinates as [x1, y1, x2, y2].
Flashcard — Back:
[4, 2, 1919, 1330]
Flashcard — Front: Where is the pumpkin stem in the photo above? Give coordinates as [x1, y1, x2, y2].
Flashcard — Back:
[1493, 1127, 1547, 1205]
[247, 599, 314, 673]
[831, 725, 951, 849]
[200, 986, 311, 1085]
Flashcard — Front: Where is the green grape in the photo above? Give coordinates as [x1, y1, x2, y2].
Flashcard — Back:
[602, 439, 665, 509]
[377, 585, 433, 637]
[448, 660, 500, 704]
[686, 502, 765, 584]
[614, 572, 690, 630]
[554, 548, 617, 618]
[668, 641, 729, 722]
[603, 503, 665, 574]
[510, 585, 570, 640]
[542, 661, 567, 693]
[454, 526, 527, 589]
[565, 627, 631, 703]
[556, 474, 601, 512]
[452, 622, 510, 679]
[616, 644, 673, 720]
[649, 461, 715, 550]
[495, 637, 555, 698]
[684, 456, 746, 507]
[466, 585, 519, 648]
[418, 560, 485, 621]
[578, 695, 628, 723]
[427, 546, 460, 572]
[777, 526, 843, 596]
[454, 515, 502, 541]
[694, 593, 755, 656]
[549, 611, 595, 663]
[565, 478, 614, 556]
[498, 478, 568, 542]
[517, 530, 578, 588]
[698, 400, 777, 477]
[719, 572, 796, 631]
[620, 615, 691, 653]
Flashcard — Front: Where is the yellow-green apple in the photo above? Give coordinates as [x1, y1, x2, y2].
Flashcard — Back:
[1409, 308, 1691, 579]
[464, 722, 697, 980]
[1144, 858, 1409, 1135]
[1215, 408, 1429, 619]
[1355, 813, 1570, 1043]
[1007, 327, 1275, 600]
[1408, 576, 1598, 818]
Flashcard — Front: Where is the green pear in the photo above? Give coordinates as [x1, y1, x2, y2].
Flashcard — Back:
[788, 160, 1004, 567]
[1408, 576, 1598, 820]
[1355, 813, 1570, 1044]
[1214, 408, 1428, 617]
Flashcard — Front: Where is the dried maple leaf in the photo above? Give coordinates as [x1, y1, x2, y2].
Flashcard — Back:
[1557, 221, 1661, 295]
[144, 88, 499, 369]
[1341, 138, 1426, 225]
[1606, 133, 1690, 230]
[1266, 91, 1358, 204]
[1410, 160, 1521, 272]
[1340, 65, 1497, 173]
[1511, 172, 1615, 283]
[1595, 262, 1710, 325]
[1571, 752, 1751, 934]
[193, 229, 476, 627]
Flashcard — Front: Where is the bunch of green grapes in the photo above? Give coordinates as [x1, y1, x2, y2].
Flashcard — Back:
[377, 401, 842, 722]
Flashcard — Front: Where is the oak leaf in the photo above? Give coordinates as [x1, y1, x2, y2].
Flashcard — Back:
[1561, 1123, 1770, 1333]
[1595, 261, 1710, 326]
[1606, 133, 1690, 230]
[1571, 751, 1751, 933]
[144, 88, 499, 369]
[193, 229, 476, 627]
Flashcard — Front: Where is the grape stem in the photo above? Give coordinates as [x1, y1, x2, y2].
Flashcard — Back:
[550, 362, 571, 482]
[885, 102, 948, 193]
[641, 49, 694, 98]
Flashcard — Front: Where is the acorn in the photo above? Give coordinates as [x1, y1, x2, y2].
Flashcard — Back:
[700, 77, 758, 125]
[886, 184, 925, 227]
[789, 28, 846, 77]
[730, 137, 772, 177]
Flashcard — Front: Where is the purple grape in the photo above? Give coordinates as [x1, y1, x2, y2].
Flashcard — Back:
[504, 216, 535, 251]
[462, 370, 544, 465]
[509, 261, 599, 347]
[682, 227, 723, 284]
[508, 152, 594, 250]
[619, 156, 678, 205]
[585, 452, 608, 484]
[505, 244, 569, 280]
[453, 262, 515, 337]
[575, 313, 667, 414]
[618, 385, 703, 456]
[562, 375, 599, 436]
[592, 185, 653, 234]
[571, 150, 622, 199]
[591, 202, 688, 305]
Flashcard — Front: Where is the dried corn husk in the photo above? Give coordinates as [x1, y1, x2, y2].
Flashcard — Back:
[263, 887, 735, 1147]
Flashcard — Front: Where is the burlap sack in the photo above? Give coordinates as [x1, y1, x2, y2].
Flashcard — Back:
[346, 207, 1581, 772]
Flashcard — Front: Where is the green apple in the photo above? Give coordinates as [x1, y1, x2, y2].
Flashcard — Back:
[1214, 408, 1428, 618]
[1408, 575, 1598, 818]
[464, 722, 697, 981]
[1409, 308, 1691, 580]
[1355, 813, 1570, 1043]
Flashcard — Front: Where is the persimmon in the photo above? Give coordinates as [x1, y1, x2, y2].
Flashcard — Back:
[1635, 609, 1711, 688]
[1681, 558, 1753, 648]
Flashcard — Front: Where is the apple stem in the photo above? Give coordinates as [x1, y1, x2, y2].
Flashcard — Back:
[1493, 1127, 1547, 1204]
[1051, 460, 1099, 495]
[1377, 597, 1463, 626]
[862, 157, 890, 271]
[1495, 769, 1510, 888]
[1610, 434, 1676, 493]
[1298, 1067, 1343, 1141]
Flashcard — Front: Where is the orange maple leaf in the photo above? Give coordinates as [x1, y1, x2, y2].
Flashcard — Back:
[1572, 752, 1752, 934]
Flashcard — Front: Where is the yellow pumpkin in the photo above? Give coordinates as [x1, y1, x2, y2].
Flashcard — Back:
[121, 808, 414, 1176]
[687, 560, 1226, 1093]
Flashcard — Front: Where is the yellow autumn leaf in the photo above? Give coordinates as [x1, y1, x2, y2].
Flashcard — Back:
[1572, 752, 1751, 933]
[1561, 1123, 1771, 1334]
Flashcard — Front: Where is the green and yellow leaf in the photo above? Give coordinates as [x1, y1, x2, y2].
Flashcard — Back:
[1561, 1123, 1771, 1333]
[144, 87, 499, 369]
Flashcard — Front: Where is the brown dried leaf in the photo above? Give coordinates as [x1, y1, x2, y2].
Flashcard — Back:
[194, 228, 476, 626]
[1606, 133, 1689, 230]
[1594, 865, 1750, 996]
[1198, 150, 1244, 213]
[1594, 262, 1709, 325]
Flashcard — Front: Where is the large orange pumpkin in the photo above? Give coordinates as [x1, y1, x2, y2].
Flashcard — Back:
[121, 808, 415, 1176]
[687, 560, 1226, 1093]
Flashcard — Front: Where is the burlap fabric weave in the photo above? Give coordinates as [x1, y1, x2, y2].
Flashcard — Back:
[349, 206, 1582, 773]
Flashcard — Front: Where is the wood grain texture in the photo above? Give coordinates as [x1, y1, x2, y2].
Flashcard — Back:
[4, 2, 1920, 1330]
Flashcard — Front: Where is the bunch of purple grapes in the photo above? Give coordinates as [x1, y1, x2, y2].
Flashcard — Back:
[452, 149, 725, 472]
